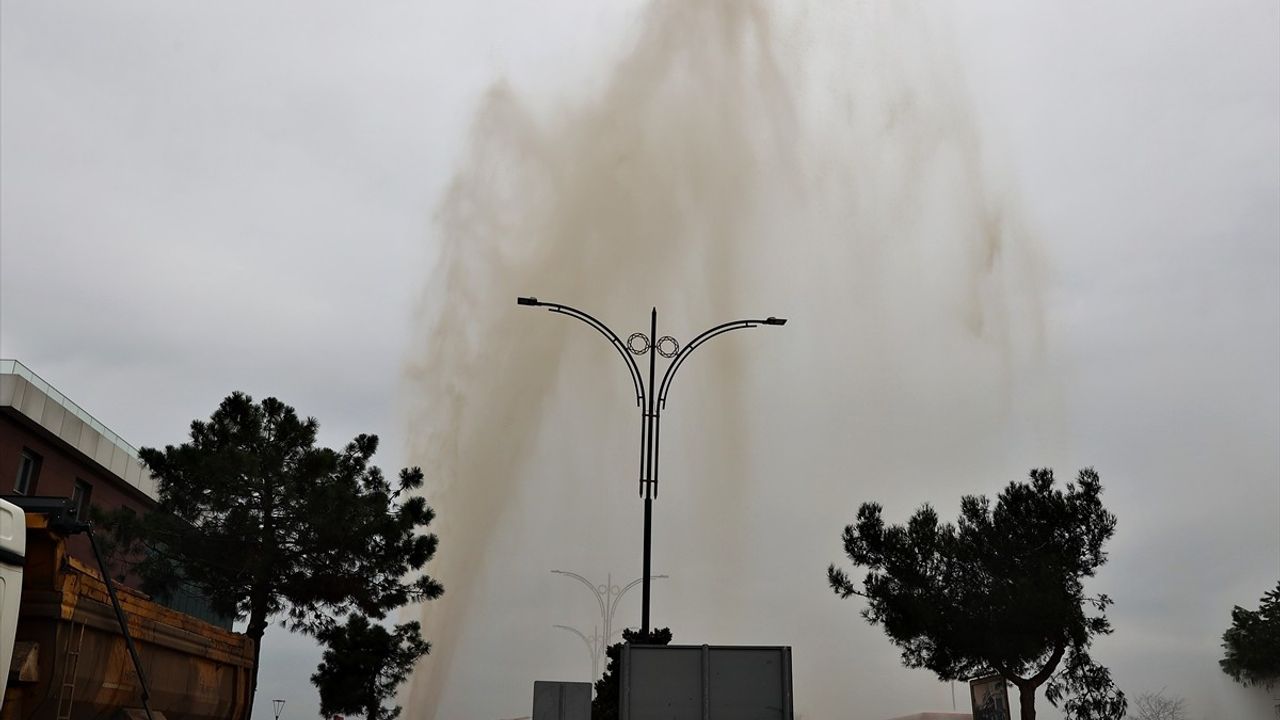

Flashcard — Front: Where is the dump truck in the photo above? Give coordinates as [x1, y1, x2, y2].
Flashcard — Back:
[2, 504, 254, 720]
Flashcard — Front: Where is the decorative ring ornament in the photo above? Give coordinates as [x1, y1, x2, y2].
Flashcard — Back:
[655, 336, 681, 358]
[627, 333, 651, 355]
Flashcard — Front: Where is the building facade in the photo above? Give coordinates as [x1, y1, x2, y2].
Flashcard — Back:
[0, 358, 229, 628]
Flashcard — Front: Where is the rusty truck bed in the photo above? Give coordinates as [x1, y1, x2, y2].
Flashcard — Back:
[3, 515, 254, 720]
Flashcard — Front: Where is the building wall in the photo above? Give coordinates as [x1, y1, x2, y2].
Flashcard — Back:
[0, 360, 232, 629]
[0, 411, 157, 579]
[0, 361, 158, 499]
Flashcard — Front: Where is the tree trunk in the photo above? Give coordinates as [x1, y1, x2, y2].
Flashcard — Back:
[1013, 641, 1064, 720]
[1018, 683, 1036, 720]
[249, 477, 274, 720]
[244, 602, 269, 720]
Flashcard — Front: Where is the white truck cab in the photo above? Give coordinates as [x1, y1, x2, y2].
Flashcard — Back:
[0, 497, 26, 704]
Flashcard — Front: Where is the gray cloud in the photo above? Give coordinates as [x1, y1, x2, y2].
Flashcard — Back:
[2, 1, 1276, 719]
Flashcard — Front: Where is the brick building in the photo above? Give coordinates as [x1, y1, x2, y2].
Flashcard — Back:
[0, 358, 228, 627]
[1, 359, 156, 561]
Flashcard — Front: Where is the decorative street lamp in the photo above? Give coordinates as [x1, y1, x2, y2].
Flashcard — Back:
[517, 297, 785, 633]
[550, 570, 669, 680]
[552, 623, 606, 683]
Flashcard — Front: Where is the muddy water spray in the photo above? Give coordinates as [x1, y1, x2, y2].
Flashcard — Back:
[404, 2, 1053, 716]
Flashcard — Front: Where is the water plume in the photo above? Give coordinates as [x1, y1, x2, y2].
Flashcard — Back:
[404, 1, 1054, 716]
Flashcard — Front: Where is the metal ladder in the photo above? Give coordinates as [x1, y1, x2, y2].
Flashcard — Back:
[55, 619, 87, 720]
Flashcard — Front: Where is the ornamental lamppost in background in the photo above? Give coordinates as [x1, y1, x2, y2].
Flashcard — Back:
[517, 298, 786, 633]
[550, 569, 669, 681]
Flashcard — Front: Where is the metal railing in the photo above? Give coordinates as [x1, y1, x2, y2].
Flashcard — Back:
[0, 358, 140, 461]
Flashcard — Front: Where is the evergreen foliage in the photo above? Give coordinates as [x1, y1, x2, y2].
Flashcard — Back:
[102, 392, 443, 717]
[311, 614, 431, 720]
[1219, 580, 1280, 690]
[828, 468, 1125, 720]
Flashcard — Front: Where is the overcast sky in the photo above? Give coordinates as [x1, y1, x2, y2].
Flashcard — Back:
[1, 1, 1277, 719]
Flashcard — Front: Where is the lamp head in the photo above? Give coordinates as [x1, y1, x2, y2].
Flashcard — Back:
[517, 296, 542, 306]
[763, 317, 787, 326]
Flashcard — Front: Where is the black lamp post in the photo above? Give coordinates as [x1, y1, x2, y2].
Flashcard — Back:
[517, 297, 785, 634]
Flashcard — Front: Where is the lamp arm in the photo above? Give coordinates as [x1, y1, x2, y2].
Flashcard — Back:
[610, 574, 669, 620]
[611, 576, 646, 620]
[657, 320, 770, 407]
[539, 302, 646, 407]
[551, 569, 608, 626]
[553, 624, 599, 658]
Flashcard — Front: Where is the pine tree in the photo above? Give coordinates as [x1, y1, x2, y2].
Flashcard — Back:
[829, 468, 1126, 720]
[1220, 580, 1280, 690]
[311, 615, 431, 720]
[103, 392, 443, 718]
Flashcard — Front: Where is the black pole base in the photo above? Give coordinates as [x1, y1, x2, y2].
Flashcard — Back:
[641, 496, 652, 634]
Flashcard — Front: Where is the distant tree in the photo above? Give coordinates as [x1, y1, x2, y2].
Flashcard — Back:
[1219, 580, 1280, 690]
[591, 627, 673, 720]
[102, 392, 443, 718]
[828, 468, 1126, 720]
[1128, 690, 1187, 720]
[311, 614, 431, 720]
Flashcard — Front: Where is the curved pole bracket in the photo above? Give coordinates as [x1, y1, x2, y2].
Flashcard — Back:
[551, 569, 608, 627]
[552, 624, 597, 655]
[658, 320, 776, 408]
[519, 299, 646, 407]
[610, 573, 669, 620]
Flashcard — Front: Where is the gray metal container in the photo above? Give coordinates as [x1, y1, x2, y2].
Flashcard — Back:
[533, 681, 592, 720]
[620, 644, 794, 720]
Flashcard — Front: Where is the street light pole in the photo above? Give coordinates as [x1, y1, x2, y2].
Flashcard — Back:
[553, 623, 605, 681]
[550, 569, 670, 681]
[519, 297, 785, 634]
[642, 308, 658, 634]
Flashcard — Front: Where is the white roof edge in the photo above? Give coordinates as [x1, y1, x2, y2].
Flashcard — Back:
[0, 359, 158, 502]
